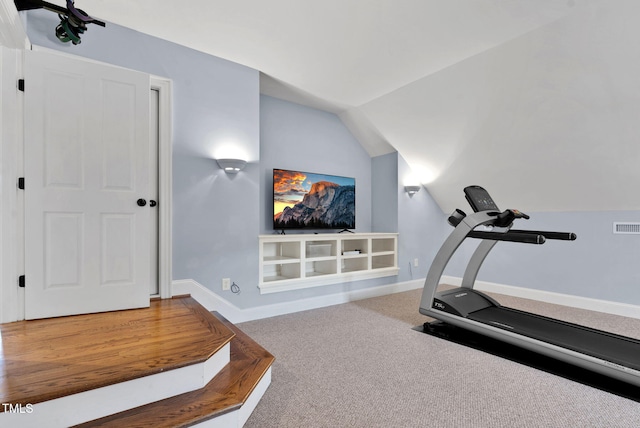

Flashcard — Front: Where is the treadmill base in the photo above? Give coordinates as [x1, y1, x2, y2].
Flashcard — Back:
[417, 320, 640, 402]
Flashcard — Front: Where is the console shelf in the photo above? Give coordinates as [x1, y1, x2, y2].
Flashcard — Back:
[259, 233, 398, 294]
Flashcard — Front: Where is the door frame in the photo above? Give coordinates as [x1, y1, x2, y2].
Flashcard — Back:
[0, 48, 173, 323]
[151, 75, 173, 299]
[0, 0, 29, 50]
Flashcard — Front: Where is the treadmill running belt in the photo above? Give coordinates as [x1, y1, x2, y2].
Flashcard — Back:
[468, 306, 640, 372]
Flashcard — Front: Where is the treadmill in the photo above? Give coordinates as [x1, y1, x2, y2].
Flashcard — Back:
[419, 185, 640, 388]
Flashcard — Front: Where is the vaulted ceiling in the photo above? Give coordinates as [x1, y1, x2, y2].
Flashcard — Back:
[75, 1, 639, 212]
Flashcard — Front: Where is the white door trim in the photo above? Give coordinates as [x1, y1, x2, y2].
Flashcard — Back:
[151, 75, 173, 299]
[0, 0, 30, 49]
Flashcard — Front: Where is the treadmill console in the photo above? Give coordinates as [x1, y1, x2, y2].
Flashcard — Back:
[464, 186, 500, 213]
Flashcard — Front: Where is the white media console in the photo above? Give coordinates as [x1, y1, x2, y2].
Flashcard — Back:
[258, 233, 399, 294]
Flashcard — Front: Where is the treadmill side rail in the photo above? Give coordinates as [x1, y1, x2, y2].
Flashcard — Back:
[420, 307, 640, 389]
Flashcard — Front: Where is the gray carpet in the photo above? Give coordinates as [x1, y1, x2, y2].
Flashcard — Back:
[239, 288, 640, 427]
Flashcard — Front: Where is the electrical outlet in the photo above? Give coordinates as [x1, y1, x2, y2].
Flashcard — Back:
[413, 258, 419, 267]
[222, 278, 231, 291]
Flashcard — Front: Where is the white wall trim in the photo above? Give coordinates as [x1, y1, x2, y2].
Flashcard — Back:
[172, 278, 424, 324]
[174, 276, 640, 323]
[442, 275, 640, 320]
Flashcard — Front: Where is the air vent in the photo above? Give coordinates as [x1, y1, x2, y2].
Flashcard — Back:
[613, 222, 640, 234]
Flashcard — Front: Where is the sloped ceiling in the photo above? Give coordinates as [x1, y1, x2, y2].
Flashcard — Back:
[72, 1, 637, 212]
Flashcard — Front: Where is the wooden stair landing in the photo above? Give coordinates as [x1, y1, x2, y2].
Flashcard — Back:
[0, 296, 274, 427]
[75, 312, 275, 427]
[0, 296, 234, 407]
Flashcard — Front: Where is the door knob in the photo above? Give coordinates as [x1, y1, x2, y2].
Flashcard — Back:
[137, 198, 147, 207]
[150, 200, 157, 207]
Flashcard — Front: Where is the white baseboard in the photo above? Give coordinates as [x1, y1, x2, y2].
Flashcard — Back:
[174, 277, 640, 323]
[442, 276, 640, 320]
[172, 279, 424, 324]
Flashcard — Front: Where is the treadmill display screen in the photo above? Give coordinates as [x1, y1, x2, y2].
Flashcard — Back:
[464, 186, 500, 212]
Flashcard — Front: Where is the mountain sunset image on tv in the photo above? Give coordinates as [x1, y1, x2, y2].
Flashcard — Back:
[273, 169, 355, 230]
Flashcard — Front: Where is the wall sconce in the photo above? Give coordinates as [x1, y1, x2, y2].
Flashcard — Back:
[216, 158, 247, 174]
[405, 185, 421, 196]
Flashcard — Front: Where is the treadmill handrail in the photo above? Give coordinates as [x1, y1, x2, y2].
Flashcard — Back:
[509, 229, 577, 241]
[468, 230, 546, 244]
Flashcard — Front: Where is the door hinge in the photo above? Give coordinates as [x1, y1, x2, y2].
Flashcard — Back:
[18, 177, 24, 190]
[18, 275, 25, 288]
[18, 79, 24, 92]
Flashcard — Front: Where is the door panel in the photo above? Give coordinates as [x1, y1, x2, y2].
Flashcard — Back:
[44, 212, 83, 288]
[43, 70, 84, 189]
[25, 50, 151, 319]
[101, 214, 134, 284]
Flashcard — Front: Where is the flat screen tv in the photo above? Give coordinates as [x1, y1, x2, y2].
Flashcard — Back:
[273, 168, 355, 230]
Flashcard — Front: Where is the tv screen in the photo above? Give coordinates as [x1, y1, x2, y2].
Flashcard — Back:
[273, 168, 355, 230]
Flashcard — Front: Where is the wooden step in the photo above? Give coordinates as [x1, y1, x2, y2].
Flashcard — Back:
[0, 297, 236, 426]
[74, 312, 275, 428]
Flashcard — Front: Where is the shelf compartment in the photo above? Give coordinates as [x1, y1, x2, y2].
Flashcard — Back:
[341, 257, 368, 273]
[372, 238, 395, 253]
[262, 262, 301, 283]
[306, 240, 336, 258]
[305, 259, 338, 278]
[262, 241, 301, 262]
[372, 254, 395, 270]
[341, 238, 368, 255]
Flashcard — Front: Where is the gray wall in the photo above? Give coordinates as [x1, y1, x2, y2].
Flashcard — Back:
[259, 95, 372, 235]
[254, 95, 403, 307]
[371, 153, 398, 234]
[476, 210, 640, 304]
[395, 154, 447, 283]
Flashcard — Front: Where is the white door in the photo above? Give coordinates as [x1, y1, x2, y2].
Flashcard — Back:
[24, 50, 151, 319]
